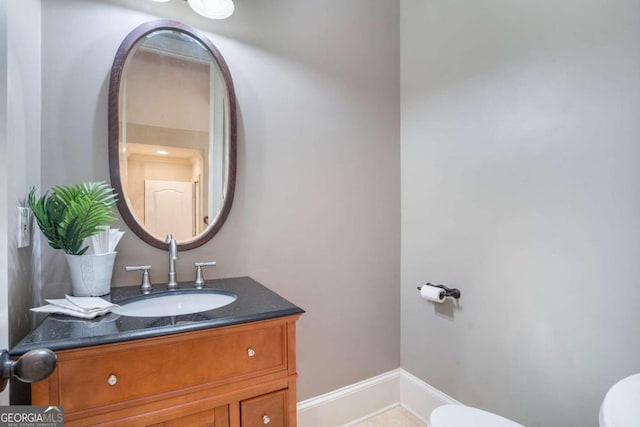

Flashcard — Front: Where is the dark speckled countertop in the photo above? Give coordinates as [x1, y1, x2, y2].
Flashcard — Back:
[10, 276, 304, 356]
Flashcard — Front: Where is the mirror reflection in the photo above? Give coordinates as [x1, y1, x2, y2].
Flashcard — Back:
[110, 21, 236, 250]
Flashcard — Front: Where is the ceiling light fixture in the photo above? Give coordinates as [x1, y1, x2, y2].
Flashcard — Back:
[150, 0, 235, 20]
[187, 0, 235, 19]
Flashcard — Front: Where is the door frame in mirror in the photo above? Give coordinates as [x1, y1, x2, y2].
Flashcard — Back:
[108, 20, 236, 251]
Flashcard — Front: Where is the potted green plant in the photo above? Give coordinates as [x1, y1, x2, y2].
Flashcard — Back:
[28, 181, 119, 296]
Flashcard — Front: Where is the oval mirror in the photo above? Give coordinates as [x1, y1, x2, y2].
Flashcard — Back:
[109, 20, 236, 251]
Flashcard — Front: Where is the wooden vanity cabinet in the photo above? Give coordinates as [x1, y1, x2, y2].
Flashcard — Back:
[31, 316, 300, 427]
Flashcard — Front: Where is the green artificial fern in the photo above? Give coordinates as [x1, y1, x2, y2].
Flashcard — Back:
[28, 181, 117, 255]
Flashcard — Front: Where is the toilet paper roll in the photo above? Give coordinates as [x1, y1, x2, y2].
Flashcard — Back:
[420, 285, 446, 303]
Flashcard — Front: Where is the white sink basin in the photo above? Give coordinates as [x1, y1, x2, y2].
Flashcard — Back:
[114, 290, 237, 317]
[600, 373, 640, 427]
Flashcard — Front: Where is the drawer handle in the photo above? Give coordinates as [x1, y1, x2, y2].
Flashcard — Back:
[107, 374, 118, 386]
[247, 348, 256, 357]
[263, 415, 271, 424]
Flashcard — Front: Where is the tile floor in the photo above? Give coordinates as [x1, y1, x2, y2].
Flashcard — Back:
[353, 406, 427, 427]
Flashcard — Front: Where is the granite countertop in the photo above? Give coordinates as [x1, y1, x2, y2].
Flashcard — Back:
[10, 276, 304, 356]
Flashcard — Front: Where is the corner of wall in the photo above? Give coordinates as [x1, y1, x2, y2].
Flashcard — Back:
[0, 0, 11, 407]
[6, 0, 42, 404]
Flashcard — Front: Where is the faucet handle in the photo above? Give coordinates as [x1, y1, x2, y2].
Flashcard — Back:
[125, 265, 153, 294]
[194, 262, 217, 288]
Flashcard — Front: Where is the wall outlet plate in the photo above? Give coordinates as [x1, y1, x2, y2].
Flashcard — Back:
[17, 206, 30, 248]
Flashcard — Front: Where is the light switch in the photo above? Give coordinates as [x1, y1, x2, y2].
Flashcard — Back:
[17, 207, 30, 248]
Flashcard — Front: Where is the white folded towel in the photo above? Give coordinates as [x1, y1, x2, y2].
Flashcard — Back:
[31, 295, 120, 319]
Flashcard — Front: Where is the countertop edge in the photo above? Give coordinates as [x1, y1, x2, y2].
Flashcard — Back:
[10, 307, 304, 356]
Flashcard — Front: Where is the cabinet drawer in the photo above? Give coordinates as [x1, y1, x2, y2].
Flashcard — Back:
[57, 323, 286, 413]
[241, 390, 287, 427]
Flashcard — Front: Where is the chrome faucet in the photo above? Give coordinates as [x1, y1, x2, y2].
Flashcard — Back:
[166, 234, 178, 290]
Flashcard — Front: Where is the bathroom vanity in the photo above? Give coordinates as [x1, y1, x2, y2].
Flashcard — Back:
[11, 277, 304, 427]
[6, 19, 305, 426]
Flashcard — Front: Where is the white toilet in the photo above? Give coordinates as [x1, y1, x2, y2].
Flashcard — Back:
[430, 404, 524, 427]
[599, 373, 640, 427]
[431, 372, 640, 427]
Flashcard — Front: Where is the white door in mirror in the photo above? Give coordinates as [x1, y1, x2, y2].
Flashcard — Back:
[144, 180, 194, 241]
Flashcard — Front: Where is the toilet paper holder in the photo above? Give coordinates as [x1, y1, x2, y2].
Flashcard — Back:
[417, 283, 461, 300]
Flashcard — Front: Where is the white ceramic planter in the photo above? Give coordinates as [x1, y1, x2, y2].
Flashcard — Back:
[65, 252, 117, 297]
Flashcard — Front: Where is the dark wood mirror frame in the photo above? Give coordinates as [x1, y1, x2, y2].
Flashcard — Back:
[108, 20, 236, 251]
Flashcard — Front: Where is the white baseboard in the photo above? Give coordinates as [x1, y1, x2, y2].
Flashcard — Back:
[297, 369, 401, 427]
[400, 369, 461, 424]
[297, 369, 461, 426]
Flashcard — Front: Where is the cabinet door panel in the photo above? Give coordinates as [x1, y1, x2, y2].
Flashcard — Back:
[148, 404, 229, 427]
[241, 390, 287, 427]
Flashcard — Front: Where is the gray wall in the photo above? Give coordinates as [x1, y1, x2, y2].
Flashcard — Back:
[0, 0, 9, 405]
[7, 0, 41, 348]
[40, 0, 400, 400]
[2, 0, 42, 404]
[401, 1, 640, 426]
